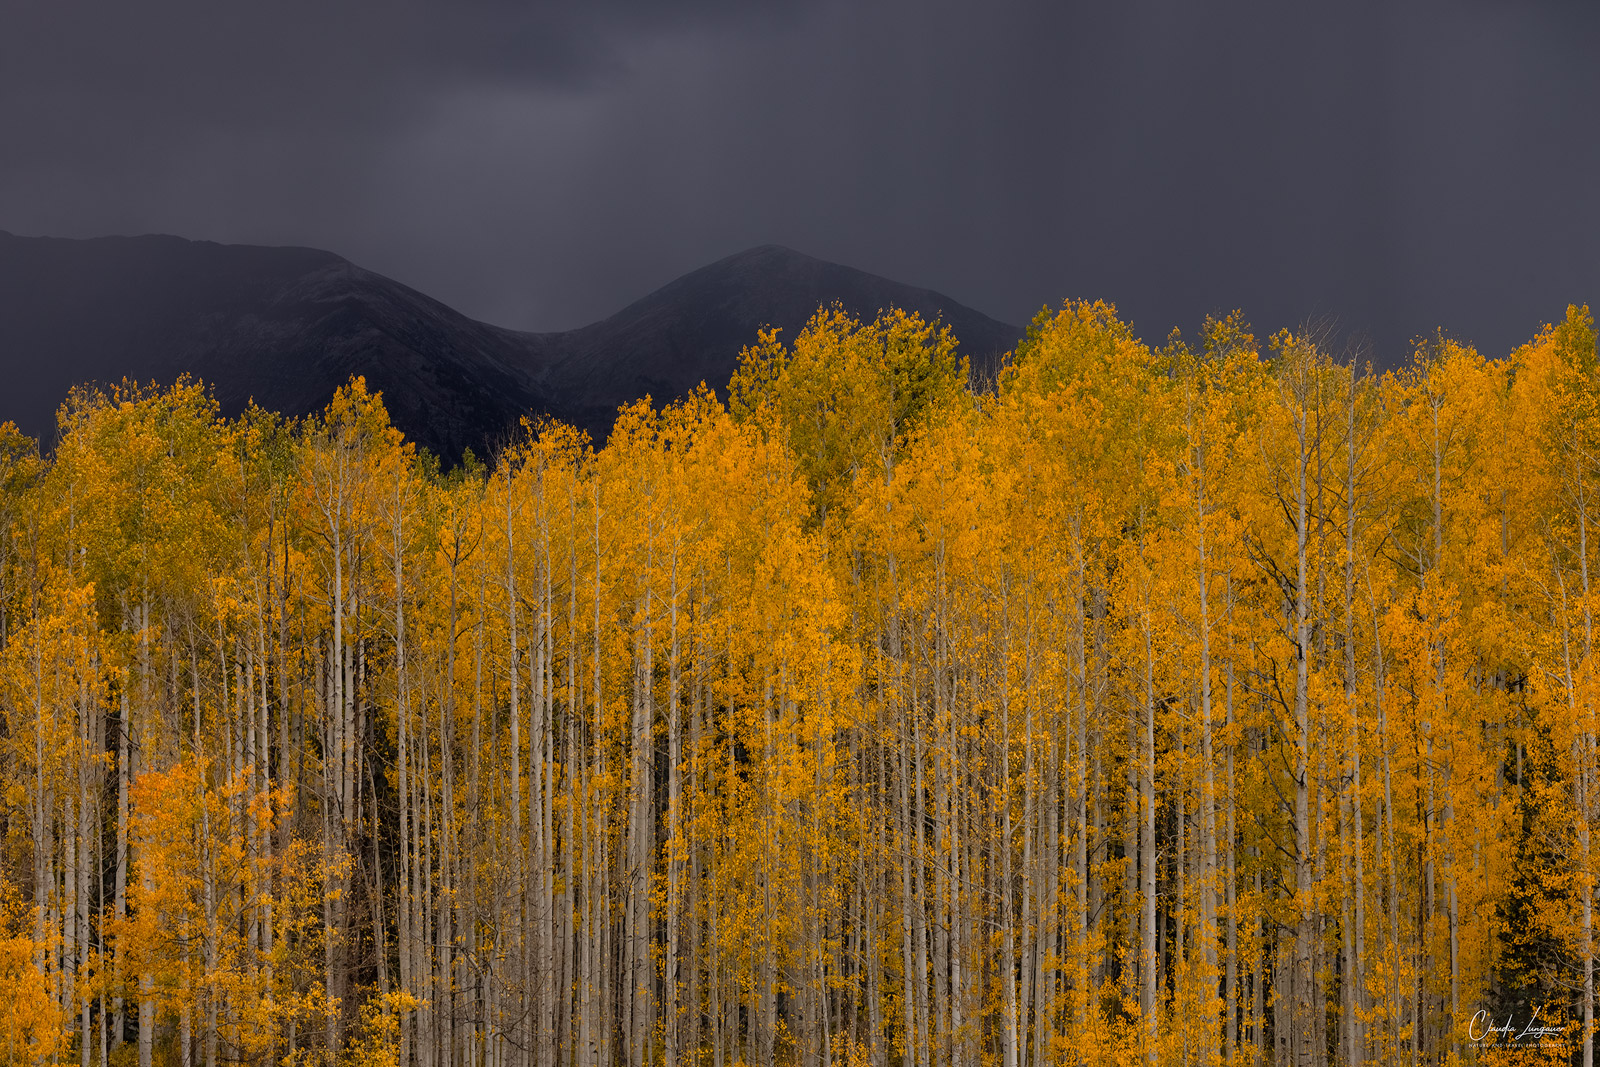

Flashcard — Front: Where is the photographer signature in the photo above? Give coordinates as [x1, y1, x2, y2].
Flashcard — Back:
[1468, 1005, 1569, 1044]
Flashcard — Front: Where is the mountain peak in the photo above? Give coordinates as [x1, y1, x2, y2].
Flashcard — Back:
[536, 244, 1019, 438]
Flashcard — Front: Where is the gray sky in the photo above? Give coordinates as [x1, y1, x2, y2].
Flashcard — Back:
[3, 0, 1595, 361]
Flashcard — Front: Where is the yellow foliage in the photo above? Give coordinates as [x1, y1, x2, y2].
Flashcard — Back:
[0, 884, 59, 1066]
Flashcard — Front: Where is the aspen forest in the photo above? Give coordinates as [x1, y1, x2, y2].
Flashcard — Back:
[5, 298, 1600, 1067]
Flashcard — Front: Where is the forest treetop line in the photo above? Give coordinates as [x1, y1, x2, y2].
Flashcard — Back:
[9, 294, 1590, 473]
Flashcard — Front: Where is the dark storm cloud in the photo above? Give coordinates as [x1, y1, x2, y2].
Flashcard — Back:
[3, 0, 1595, 362]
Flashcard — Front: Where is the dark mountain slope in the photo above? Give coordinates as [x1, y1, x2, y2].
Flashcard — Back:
[537, 244, 1022, 438]
[0, 233, 1022, 455]
[178, 259, 543, 460]
[0, 231, 544, 459]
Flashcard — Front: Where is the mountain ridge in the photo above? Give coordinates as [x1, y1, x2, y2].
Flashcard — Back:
[0, 231, 1023, 456]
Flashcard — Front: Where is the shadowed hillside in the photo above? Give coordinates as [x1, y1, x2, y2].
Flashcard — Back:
[0, 231, 542, 460]
[532, 244, 1023, 438]
[0, 232, 1022, 455]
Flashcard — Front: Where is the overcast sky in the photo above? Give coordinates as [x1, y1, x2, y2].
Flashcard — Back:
[3, 0, 1595, 362]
